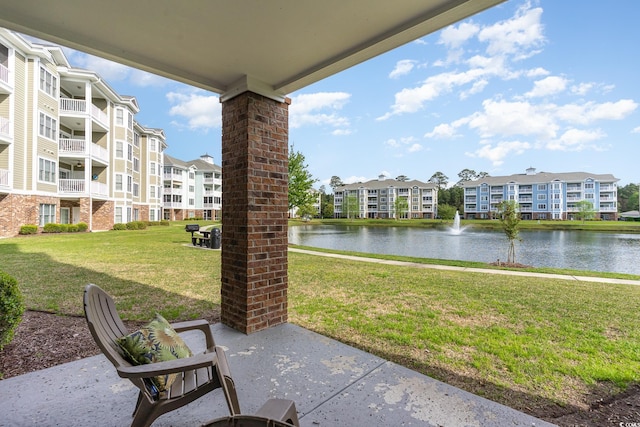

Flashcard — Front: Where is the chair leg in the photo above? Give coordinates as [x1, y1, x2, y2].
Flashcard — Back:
[255, 399, 300, 427]
[132, 391, 143, 417]
[130, 397, 158, 427]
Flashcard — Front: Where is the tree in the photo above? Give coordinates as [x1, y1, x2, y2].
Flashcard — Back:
[497, 200, 521, 264]
[342, 193, 359, 219]
[477, 171, 490, 179]
[456, 168, 477, 186]
[322, 200, 334, 218]
[429, 171, 448, 190]
[288, 146, 316, 211]
[618, 183, 639, 212]
[329, 176, 343, 191]
[396, 175, 409, 182]
[574, 200, 596, 223]
[437, 204, 457, 220]
[297, 202, 317, 220]
[394, 196, 409, 219]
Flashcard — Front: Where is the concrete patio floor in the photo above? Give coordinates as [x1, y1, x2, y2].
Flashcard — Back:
[0, 322, 553, 427]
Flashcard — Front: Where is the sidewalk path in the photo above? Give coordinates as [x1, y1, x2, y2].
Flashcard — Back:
[289, 247, 640, 286]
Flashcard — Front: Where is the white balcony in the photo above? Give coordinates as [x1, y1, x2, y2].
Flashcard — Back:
[59, 98, 109, 128]
[0, 168, 9, 188]
[59, 138, 109, 164]
[163, 202, 183, 208]
[164, 172, 183, 181]
[90, 181, 108, 196]
[0, 116, 11, 143]
[59, 178, 85, 194]
[0, 63, 11, 94]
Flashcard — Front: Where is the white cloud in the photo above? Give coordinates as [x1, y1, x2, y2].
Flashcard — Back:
[166, 90, 221, 130]
[545, 128, 606, 151]
[555, 99, 638, 125]
[525, 76, 569, 98]
[571, 82, 594, 96]
[467, 99, 558, 139]
[632, 126, 640, 134]
[332, 129, 352, 136]
[466, 140, 531, 165]
[438, 21, 480, 49]
[424, 123, 460, 139]
[389, 60, 418, 79]
[289, 92, 351, 131]
[478, 2, 545, 59]
[408, 143, 423, 153]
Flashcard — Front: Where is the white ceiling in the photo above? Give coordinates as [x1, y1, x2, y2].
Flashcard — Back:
[0, 0, 504, 99]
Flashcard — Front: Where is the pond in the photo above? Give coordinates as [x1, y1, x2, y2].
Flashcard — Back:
[288, 225, 640, 275]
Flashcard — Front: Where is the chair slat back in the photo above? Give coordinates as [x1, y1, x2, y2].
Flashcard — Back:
[83, 283, 130, 368]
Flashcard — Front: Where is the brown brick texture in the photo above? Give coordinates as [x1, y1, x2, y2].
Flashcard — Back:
[220, 92, 289, 334]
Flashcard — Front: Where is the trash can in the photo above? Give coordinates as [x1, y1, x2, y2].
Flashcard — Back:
[212, 228, 221, 249]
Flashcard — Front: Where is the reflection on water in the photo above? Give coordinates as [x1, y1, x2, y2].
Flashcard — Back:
[288, 225, 640, 275]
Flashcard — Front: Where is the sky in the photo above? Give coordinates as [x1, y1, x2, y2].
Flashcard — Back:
[46, 0, 640, 189]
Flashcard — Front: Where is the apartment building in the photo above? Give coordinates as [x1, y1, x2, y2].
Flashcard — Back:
[0, 28, 166, 237]
[459, 167, 619, 220]
[334, 175, 438, 219]
[163, 153, 222, 221]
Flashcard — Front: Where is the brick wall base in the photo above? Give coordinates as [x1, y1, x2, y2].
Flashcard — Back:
[220, 91, 289, 334]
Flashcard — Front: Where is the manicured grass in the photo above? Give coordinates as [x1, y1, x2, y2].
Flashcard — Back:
[1, 222, 639, 414]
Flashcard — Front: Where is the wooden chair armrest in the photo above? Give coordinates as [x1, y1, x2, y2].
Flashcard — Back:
[170, 319, 216, 349]
[116, 351, 218, 379]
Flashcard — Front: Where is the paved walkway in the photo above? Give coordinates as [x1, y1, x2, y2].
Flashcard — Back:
[0, 323, 554, 427]
[289, 247, 640, 286]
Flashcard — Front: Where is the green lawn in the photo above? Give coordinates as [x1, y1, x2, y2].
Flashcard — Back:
[1, 222, 639, 415]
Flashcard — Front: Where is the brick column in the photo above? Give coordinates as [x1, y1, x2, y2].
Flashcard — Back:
[221, 91, 289, 334]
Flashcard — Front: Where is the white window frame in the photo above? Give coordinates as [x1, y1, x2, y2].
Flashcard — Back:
[39, 112, 57, 141]
[39, 67, 57, 97]
[39, 203, 56, 226]
[38, 157, 56, 183]
[115, 207, 123, 224]
[115, 140, 124, 158]
[115, 108, 124, 126]
[115, 174, 123, 191]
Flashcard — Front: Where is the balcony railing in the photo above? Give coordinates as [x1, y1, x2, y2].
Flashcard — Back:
[59, 138, 109, 164]
[0, 168, 9, 187]
[59, 179, 85, 193]
[91, 181, 108, 196]
[0, 63, 8, 83]
[59, 98, 109, 127]
[164, 173, 183, 181]
[163, 202, 183, 208]
[0, 116, 10, 141]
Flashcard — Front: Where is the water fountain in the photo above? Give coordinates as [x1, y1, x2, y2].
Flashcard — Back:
[450, 210, 464, 235]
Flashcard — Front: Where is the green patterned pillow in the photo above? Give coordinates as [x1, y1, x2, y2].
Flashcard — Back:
[117, 313, 193, 395]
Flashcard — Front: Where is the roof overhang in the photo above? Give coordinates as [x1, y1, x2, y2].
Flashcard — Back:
[0, 0, 504, 100]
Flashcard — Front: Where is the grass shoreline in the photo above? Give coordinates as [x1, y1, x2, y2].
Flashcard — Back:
[1, 222, 639, 420]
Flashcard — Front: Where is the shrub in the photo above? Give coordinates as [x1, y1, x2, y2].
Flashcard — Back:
[67, 224, 79, 233]
[77, 222, 89, 232]
[19, 224, 38, 235]
[42, 223, 64, 233]
[125, 221, 147, 230]
[0, 271, 25, 351]
[113, 223, 127, 230]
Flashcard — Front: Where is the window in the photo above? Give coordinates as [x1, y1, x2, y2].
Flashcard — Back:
[537, 184, 547, 191]
[189, 198, 195, 206]
[39, 204, 56, 226]
[133, 133, 140, 147]
[537, 194, 546, 200]
[127, 144, 132, 161]
[115, 207, 123, 224]
[189, 185, 195, 192]
[585, 193, 594, 199]
[133, 157, 140, 172]
[150, 139, 157, 152]
[133, 183, 139, 197]
[39, 112, 57, 140]
[150, 162, 156, 175]
[127, 111, 133, 130]
[39, 67, 57, 97]
[150, 209, 156, 222]
[38, 158, 56, 183]
[127, 176, 132, 192]
[116, 141, 124, 158]
[189, 172, 195, 179]
[537, 204, 547, 210]
[553, 193, 561, 199]
[554, 203, 561, 209]
[127, 207, 132, 223]
[585, 183, 594, 189]
[133, 208, 139, 221]
[150, 186, 156, 198]
[115, 174, 123, 191]
[116, 109, 124, 126]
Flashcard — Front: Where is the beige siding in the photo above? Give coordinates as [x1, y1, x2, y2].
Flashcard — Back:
[12, 52, 26, 190]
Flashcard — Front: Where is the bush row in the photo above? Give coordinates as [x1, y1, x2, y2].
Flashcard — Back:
[19, 222, 89, 235]
[112, 220, 169, 231]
